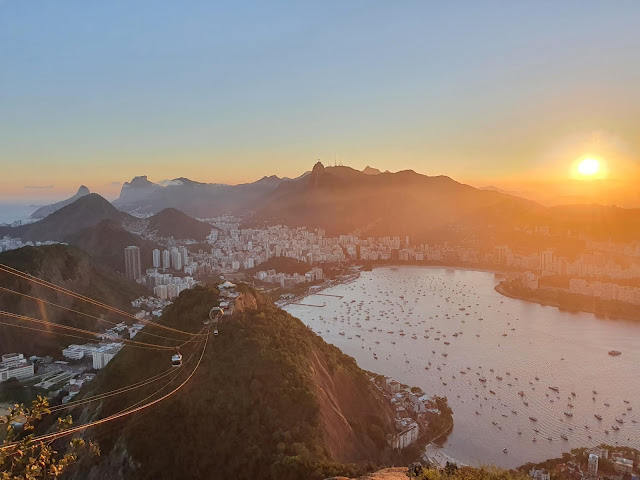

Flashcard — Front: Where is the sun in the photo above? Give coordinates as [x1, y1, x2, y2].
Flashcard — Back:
[576, 158, 602, 177]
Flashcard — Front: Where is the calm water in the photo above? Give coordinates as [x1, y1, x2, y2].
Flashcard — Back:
[0, 204, 38, 224]
[284, 266, 640, 468]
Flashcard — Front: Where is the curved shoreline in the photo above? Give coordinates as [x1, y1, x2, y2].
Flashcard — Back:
[495, 281, 640, 322]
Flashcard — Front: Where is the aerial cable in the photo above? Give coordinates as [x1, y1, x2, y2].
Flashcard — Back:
[0, 311, 179, 351]
[49, 330, 206, 413]
[0, 286, 198, 346]
[0, 264, 202, 337]
[0, 327, 210, 449]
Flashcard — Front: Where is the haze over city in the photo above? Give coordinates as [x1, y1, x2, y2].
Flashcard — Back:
[1, 3, 640, 480]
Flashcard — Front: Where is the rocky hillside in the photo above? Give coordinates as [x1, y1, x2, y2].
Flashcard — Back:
[0, 244, 147, 356]
[68, 285, 397, 480]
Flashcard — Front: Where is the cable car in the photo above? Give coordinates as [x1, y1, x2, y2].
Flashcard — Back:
[171, 351, 183, 367]
[213, 329, 219, 336]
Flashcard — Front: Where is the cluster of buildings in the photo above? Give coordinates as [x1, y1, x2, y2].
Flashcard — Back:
[0, 236, 60, 253]
[0, 353, 35, 382]
[370, 376, 444, 451]
[254, 267, 323, 288]
[62, 342, 124, 369]
[151, 246, 200, 274]
[514, 272, 640, 307]
[529, 447, 637, 480]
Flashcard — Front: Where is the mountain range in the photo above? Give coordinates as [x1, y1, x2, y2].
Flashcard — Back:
[0, 194, 215, 273]
[6, 162, 640, 260]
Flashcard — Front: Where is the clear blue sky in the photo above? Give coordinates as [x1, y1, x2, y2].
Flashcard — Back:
[1, 0, 639, 201]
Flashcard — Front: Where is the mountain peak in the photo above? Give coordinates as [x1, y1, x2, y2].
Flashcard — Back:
[312, 161, 325, 174]
[29, 185, 92, 219]
[362, 166, 382, 175]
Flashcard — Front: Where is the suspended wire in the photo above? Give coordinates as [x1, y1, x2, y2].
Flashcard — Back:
[0, 311, 179, 351]
[0, 286, 198, 346]
[48, 329, 206, 414]
[0, 327, 211, 449]
[0, 264, 202, 337]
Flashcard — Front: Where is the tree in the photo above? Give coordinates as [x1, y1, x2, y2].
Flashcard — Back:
[0, 396, 99, 479]
[445, 461, 458, 475]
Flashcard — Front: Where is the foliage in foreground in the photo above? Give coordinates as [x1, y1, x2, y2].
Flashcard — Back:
[0, 396, 98, 479]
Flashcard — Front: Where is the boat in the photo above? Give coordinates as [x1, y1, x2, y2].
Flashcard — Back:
[503, 448, 508, 453]
[529, 416, 538, 421]
[595, 414, 602, 420]
[616, 418, 624, 424]
[608, 350, 622, 356]
[561, 434, 568, 440]
[564, 411, 573, 417]
[549, 386, 559, 392]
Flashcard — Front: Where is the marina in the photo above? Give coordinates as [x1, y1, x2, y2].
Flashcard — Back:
[285, 266, 640, 468]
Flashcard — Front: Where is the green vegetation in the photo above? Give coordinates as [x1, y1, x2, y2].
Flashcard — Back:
[74, 285, 394, 480]
[1, 397, 99, 479]
[408, 464, 530, 480]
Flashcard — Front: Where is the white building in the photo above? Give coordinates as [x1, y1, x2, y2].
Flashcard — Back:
[153, 249, 161, 268]
[389, 422, 419, 449]
[0, 353, 35, 382]
[92, 344, 123, 370]
[588, 454, 598, 478]
[162, 249, 171, 269]
[529, 468, 550, 480]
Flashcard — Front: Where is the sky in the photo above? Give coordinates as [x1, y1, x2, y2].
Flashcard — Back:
[1, 1, 639, 204]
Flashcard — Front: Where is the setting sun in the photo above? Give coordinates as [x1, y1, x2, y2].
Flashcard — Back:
[577, 158, 601, 176]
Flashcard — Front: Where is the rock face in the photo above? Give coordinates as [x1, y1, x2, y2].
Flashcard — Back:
[30, 185, 91, 219]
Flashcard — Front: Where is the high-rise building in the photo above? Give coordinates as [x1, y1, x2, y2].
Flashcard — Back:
[172, 250, 183, 270]
[588, 454, 599, 478]
[179, 246, 188, 267]
[124, 246, 142, 281]
[152, 249, 161, 268]
[162, 249, 171, 269]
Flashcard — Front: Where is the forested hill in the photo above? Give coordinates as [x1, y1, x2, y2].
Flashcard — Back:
[0, 244, 147, 356]
[72, 285, 397, 480]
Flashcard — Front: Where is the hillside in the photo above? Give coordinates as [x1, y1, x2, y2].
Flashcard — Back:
[65, 220, 161, 274]
[0, 194, 128, 242]
[70, 286, 397, 480]
[251, 162, 542, 242]
[247, 162, 640, 245]
[0, 195, 213, 272]
[0, 245, 147, 356]
[145, 208, 214, 241]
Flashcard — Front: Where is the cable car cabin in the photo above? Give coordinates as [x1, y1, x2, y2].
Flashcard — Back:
[213, 329, 219, 336]
[171, 353, 183, 367]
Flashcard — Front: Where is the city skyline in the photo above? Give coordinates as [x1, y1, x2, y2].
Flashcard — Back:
[2, 1, 640, 205]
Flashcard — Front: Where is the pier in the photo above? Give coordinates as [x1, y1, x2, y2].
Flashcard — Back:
[289, 302, 325, 308]
[312, 293, 344, 299]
